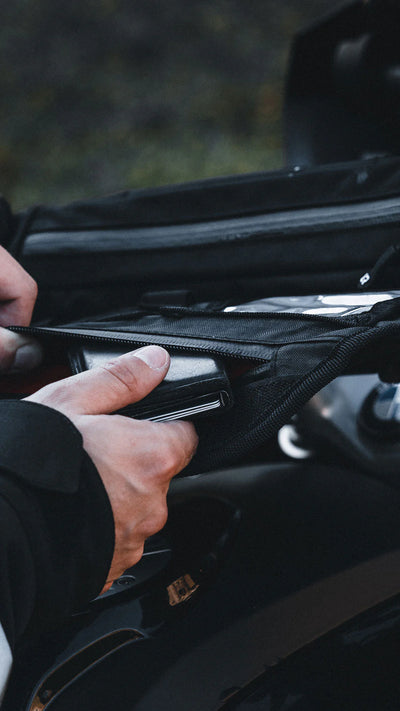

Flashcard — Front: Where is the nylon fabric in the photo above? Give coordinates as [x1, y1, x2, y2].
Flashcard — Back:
[12, 156, 400, 303]
[7, 154, 400, 473]
[12, 302, 400, 474]
[15, 156, 400, 233]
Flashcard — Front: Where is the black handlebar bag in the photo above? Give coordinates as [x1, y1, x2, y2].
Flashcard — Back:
[3, 154, 400, 475]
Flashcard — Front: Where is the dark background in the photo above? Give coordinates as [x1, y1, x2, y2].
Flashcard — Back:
[1, 0, 332, 211]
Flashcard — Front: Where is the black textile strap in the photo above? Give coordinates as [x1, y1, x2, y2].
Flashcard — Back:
[358, 244, 400, 290]
[7, 205, 41, 260]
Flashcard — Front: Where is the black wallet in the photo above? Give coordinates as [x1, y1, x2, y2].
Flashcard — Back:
[69, 344, 233, 422]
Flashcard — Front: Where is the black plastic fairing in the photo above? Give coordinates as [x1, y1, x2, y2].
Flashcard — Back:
[5, 461, 400, 711]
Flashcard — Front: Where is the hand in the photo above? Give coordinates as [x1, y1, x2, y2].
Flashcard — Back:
[26, 345, 198, 592]
[0, 245, 42, 371]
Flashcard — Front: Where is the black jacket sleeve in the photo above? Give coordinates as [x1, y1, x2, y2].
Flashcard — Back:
[0, 399, 115, 651]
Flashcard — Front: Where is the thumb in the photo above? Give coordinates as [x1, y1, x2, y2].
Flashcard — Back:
[0, 328, 43, 372]
[27, 345, 170, 416]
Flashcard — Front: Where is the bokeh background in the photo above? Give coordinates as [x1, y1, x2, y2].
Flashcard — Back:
[1, 0, 332, 210]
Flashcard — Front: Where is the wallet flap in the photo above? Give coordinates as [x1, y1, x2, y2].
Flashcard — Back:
[69, 344, 233, 421]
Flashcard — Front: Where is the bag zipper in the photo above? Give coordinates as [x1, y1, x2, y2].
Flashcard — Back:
[10, 298, 384, 367]
[10, 325, 266, 363]
[12, 294, 397, 366]
[201, 322, 400, 468]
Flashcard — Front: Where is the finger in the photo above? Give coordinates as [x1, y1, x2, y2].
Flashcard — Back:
[27, 345, 170, 415]
[0, 246, 38, 326]
[155, 420, 199, 477]
[91, 417, 198, 482]
[70, 415, 197, 492]
[0, 327, 43, 372]
[100, 581, 114, 595]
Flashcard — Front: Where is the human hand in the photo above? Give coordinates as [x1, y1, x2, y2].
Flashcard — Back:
[25, 345, 198, 592]
[0, 245, 42, 371]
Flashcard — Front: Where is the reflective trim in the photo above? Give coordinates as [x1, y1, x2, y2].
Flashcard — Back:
[0, 623, 12, 706]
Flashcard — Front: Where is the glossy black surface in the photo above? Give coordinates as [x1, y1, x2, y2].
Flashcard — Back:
[223, 598, 400, 710]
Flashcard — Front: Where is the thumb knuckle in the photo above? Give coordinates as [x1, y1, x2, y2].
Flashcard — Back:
[101, 359, 139, 396]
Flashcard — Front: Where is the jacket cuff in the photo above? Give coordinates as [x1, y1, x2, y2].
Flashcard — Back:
[0, 399, 114, 641]
[71, 450, 115, 609]
[0, 400, 85, 493]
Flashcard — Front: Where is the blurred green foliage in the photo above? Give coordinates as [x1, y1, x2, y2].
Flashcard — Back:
[0, 0, 332, 209]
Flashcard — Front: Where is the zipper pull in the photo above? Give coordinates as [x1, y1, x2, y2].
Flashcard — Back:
[358, 244, 400, 290]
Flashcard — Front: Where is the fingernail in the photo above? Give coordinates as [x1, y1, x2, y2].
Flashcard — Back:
[133, 345, 169, 370]
[11, 342, 43, 372]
